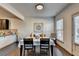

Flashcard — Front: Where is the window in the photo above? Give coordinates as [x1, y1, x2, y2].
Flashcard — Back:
[56, 19, 63, 42]
[73, 14, 79, 44]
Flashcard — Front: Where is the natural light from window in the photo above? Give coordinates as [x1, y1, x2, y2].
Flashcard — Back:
[56, 19, 63, 42]
[73, 15, 79, 44]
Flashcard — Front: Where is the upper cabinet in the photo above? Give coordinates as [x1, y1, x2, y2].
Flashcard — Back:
[0, 19, 9, 30]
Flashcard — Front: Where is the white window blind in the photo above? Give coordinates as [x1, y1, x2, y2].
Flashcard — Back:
[56, 19, 63, 42]
[73, 16, 79, 44]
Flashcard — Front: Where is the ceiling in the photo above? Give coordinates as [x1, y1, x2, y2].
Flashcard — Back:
[9, 3, 69, 17]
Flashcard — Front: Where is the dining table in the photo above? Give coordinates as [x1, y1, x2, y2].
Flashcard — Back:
[18, 37, 55, 56]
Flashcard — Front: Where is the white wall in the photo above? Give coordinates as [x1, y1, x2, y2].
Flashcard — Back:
[10, 17, 54, 38]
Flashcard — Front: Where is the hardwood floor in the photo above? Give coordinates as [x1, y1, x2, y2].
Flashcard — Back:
[0, 43, 19, 56]
[8, 48, 20, 56]
[56, 44, 73, 56]
[0, 43, 72, 56]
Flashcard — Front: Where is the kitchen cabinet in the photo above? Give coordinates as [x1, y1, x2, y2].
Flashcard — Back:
[0, 34, 16, 49]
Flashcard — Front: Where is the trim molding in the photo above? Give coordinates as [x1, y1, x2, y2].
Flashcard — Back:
[56, 43, 74, 56]
[55, 4, 72, 17]
[0, 3, 24, 21]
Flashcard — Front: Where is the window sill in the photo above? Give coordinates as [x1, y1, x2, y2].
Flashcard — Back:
[74, 42, 79, 46]
[57, 39, 64, 43]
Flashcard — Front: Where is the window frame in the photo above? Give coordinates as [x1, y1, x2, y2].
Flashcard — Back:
[72, 12, 79, 45]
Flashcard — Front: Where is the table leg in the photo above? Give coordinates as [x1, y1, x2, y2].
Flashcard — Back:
[20, 45, 23, 56]
[34, 46, 36, 56]
[51, 45, 53, 56]
[33, 46, 40, 56]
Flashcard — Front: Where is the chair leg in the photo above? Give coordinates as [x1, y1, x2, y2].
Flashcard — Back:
[47, 47, 49, 56]
[24, 49, 25, 56]
[40, 49, 41, 55]
[32, 49, 34, 56]
[34, 46, 36, 56]
[33, 47, 35, 56]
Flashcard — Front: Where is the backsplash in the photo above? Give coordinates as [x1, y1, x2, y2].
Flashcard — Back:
[0, 29, 17, 36]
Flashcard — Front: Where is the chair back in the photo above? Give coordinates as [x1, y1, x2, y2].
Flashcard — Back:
[40, 38, 49, 44]
[23, 38, 33, 55]
[40, 38, 50, 50]
[24, 38, 33, 44]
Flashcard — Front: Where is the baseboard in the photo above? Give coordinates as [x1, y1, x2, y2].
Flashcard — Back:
[56, 43, 74, 56]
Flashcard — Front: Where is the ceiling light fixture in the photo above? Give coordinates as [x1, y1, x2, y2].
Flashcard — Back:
[35, 4, 44, 11]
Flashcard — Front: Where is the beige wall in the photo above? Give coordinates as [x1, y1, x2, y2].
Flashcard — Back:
[55, 4, 79, 55]
[0, 5, 54, 38]
[1, 3, 79, 56]
[0, 6, 54, 38]
[10, 17, 54, 38]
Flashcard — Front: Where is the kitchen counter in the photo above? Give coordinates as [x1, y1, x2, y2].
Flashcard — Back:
[0, 34, 17, 49]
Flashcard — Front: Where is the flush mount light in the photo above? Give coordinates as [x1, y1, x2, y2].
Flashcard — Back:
[35, 4, 44, 11]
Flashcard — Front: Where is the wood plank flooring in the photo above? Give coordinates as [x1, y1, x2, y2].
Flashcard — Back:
[0, 43, 71, 56]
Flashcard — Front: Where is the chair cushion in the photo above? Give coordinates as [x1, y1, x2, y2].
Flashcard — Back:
[25, 47, 33, 49]
[25, 44, 33, 49]
[41, 44, 49, 48]
[41, 47, 49, 48]
[25, 44, 32, 46]
[41, 44, 49, 46]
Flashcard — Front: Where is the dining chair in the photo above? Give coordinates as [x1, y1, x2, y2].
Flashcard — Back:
[40, 38, 50, 56]
[40, 33, 46, 38]
[50, 33, 57, 44]
[23, 38, 34, 56]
